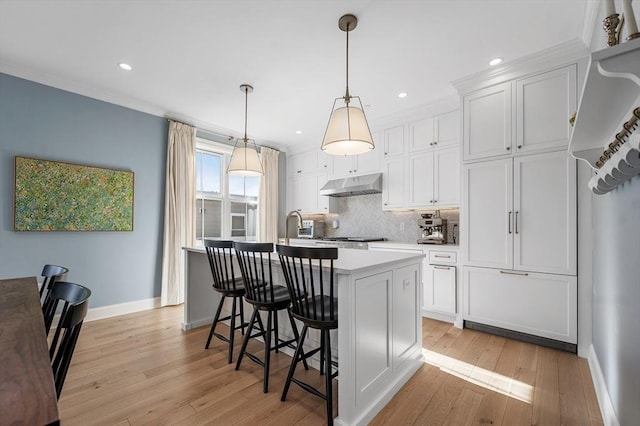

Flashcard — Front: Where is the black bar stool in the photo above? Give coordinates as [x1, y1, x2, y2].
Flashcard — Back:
[39, 264, 69, 304]
[42, 281, 91, 399]
[203, 239, 247, 363]
[233, 241, 308, 393]
[276, 244, 339, 426]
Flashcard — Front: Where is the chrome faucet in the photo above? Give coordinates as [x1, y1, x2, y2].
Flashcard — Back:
[284, 210, 303, 245]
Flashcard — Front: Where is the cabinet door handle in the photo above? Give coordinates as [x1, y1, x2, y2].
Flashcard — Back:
[508, 211, 512, 234]
[506, 146, 511, 151]
[515, 211, 519, 234]
[517, 145, 522, 149]
[500, 270, 529, 276]
[433, 266, 451, 270]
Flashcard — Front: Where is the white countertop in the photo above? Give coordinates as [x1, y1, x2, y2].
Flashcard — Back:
[183, 246, 424, 275]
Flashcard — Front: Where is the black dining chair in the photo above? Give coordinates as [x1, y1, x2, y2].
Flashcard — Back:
[276, 244, 339, 426]
[233, 242, 308, 393]
[203, 239, 248, 363]
[39, 264, 69, 303]
[42, 281, 91, 399]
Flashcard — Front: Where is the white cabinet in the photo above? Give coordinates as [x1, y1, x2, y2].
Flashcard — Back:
[406, 146, 460, 209]
[382, 157, 405, 209]
[462, 150, 576, 275]
[463, 65, 577, 161]
[515, 65, 577, 154]
[409, 110, 459, 152]
[423, 248, 457, 315]
[392, 263, 420, 368]
[331, 148, 381, 178]
[379, 108, 460, 210]
[425, 264, 456, 314]
[463, 266, 577, 343]
[383, 125, 405, 158]
[463, 82, 512, 161]
[287, 150, 330, 177]
[433, 147, 460, 207]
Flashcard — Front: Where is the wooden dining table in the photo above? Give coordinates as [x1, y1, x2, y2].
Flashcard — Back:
[0, 276, 60, 426]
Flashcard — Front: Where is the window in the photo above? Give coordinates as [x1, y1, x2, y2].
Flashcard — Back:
[195, 139, 260, 243]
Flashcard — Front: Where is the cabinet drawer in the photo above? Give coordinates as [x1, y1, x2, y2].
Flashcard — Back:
[429, 251, 457, 264]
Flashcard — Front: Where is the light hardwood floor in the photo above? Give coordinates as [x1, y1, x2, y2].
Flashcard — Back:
[58, 306, 603, 425]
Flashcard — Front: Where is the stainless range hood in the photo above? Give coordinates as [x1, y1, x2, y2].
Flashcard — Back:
[319, 173, 382, 197]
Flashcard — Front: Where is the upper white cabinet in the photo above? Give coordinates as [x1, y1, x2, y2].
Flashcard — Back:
[287, 150, 329, 177]
[383, 125, 405, 158]
[515, 65, 577, 154]
[331, 147, 381, 178]
[409, 110, 459, 152]
[382, 157, 405, 209]
[407, 147, 460, 209]
[382, 107, 460, 211]
[462, 150, 576, 275]
[463, 82, 513, 160]
[463, 65, 577, 161]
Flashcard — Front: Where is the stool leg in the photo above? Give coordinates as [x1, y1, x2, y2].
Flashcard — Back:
[227, 295, 238, 363]
[319, 330, 325, 376]
[235, 307, 259, 371]
[205, 294, 226, 349]
[263, 310, 273, 393]
[273, 309, 279, 353]
[239, 295, 246, 335]
[324, 329, 334, 426]
[287, 310, 309, 371]
[281, 325, 308, 402]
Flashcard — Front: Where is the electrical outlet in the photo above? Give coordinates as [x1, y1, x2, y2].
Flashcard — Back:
[400, 222, 405, 231]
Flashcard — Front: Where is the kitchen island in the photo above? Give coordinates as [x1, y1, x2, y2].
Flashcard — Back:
[183, 246, 424, 426]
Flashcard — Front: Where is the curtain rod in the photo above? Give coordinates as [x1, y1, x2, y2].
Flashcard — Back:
[166, 117, 281, 153]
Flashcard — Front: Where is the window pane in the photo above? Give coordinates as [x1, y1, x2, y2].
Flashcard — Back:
[195, 198, 222, 242]
[196, 151, 221, 196]
[229, 175, 259, 198]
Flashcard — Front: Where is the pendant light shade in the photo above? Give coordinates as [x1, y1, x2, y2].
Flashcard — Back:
[227, 84, 263, 176]
[321, 14, 374, 156]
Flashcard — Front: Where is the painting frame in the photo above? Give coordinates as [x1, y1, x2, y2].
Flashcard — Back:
[14, 156, 134, 232]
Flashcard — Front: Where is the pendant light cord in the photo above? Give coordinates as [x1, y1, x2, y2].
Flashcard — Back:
[345, 21, 351, 103]
[243, 86, 249, 144]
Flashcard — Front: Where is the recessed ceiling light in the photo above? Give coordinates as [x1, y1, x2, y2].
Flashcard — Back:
[489, 57, 503, 66]
[398, 92, 408, 98]
[295, 130, 302, 134]
[118, 62, 132, 71]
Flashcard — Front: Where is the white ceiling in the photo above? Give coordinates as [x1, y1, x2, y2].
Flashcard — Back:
[0, 1, 596, 152]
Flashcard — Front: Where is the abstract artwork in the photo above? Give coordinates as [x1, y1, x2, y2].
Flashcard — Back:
[14, 156, 134, 231]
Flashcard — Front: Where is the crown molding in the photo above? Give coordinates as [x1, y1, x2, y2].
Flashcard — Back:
[451, 38, 590, 95]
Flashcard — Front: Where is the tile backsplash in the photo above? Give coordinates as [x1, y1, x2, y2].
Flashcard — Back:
[306, 194, 459, 244]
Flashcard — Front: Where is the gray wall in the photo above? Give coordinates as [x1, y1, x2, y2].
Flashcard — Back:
[591, 177, 640, 424]
[0, 73, 167, 308]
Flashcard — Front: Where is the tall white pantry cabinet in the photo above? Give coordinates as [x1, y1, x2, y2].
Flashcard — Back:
[454, 44, 586, 349]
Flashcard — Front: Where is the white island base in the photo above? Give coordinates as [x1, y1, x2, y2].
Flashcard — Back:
[183, 247, 424, 426]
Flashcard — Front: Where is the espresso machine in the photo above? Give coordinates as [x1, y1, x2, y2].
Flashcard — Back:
[417, 211, 447, 244]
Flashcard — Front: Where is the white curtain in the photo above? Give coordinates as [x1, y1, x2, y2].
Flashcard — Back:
[257, 147, 279, 243]
[160, 121, 196, 306]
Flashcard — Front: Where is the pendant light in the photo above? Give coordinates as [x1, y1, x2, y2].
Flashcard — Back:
[321, 14, 374, 156]
[227, 84, 263, 176]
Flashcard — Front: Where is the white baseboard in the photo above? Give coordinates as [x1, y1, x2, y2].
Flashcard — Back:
[588, 344, 620, 426]
[84, 297, 162, 322]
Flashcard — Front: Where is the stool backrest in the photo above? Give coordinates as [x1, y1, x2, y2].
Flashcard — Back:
[204, 239, 240, 292]
[40, 264, 69, 301]
[276, 245, 338, 323]
[43, 281, 91, 399]
[234, 242, 275, 304]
